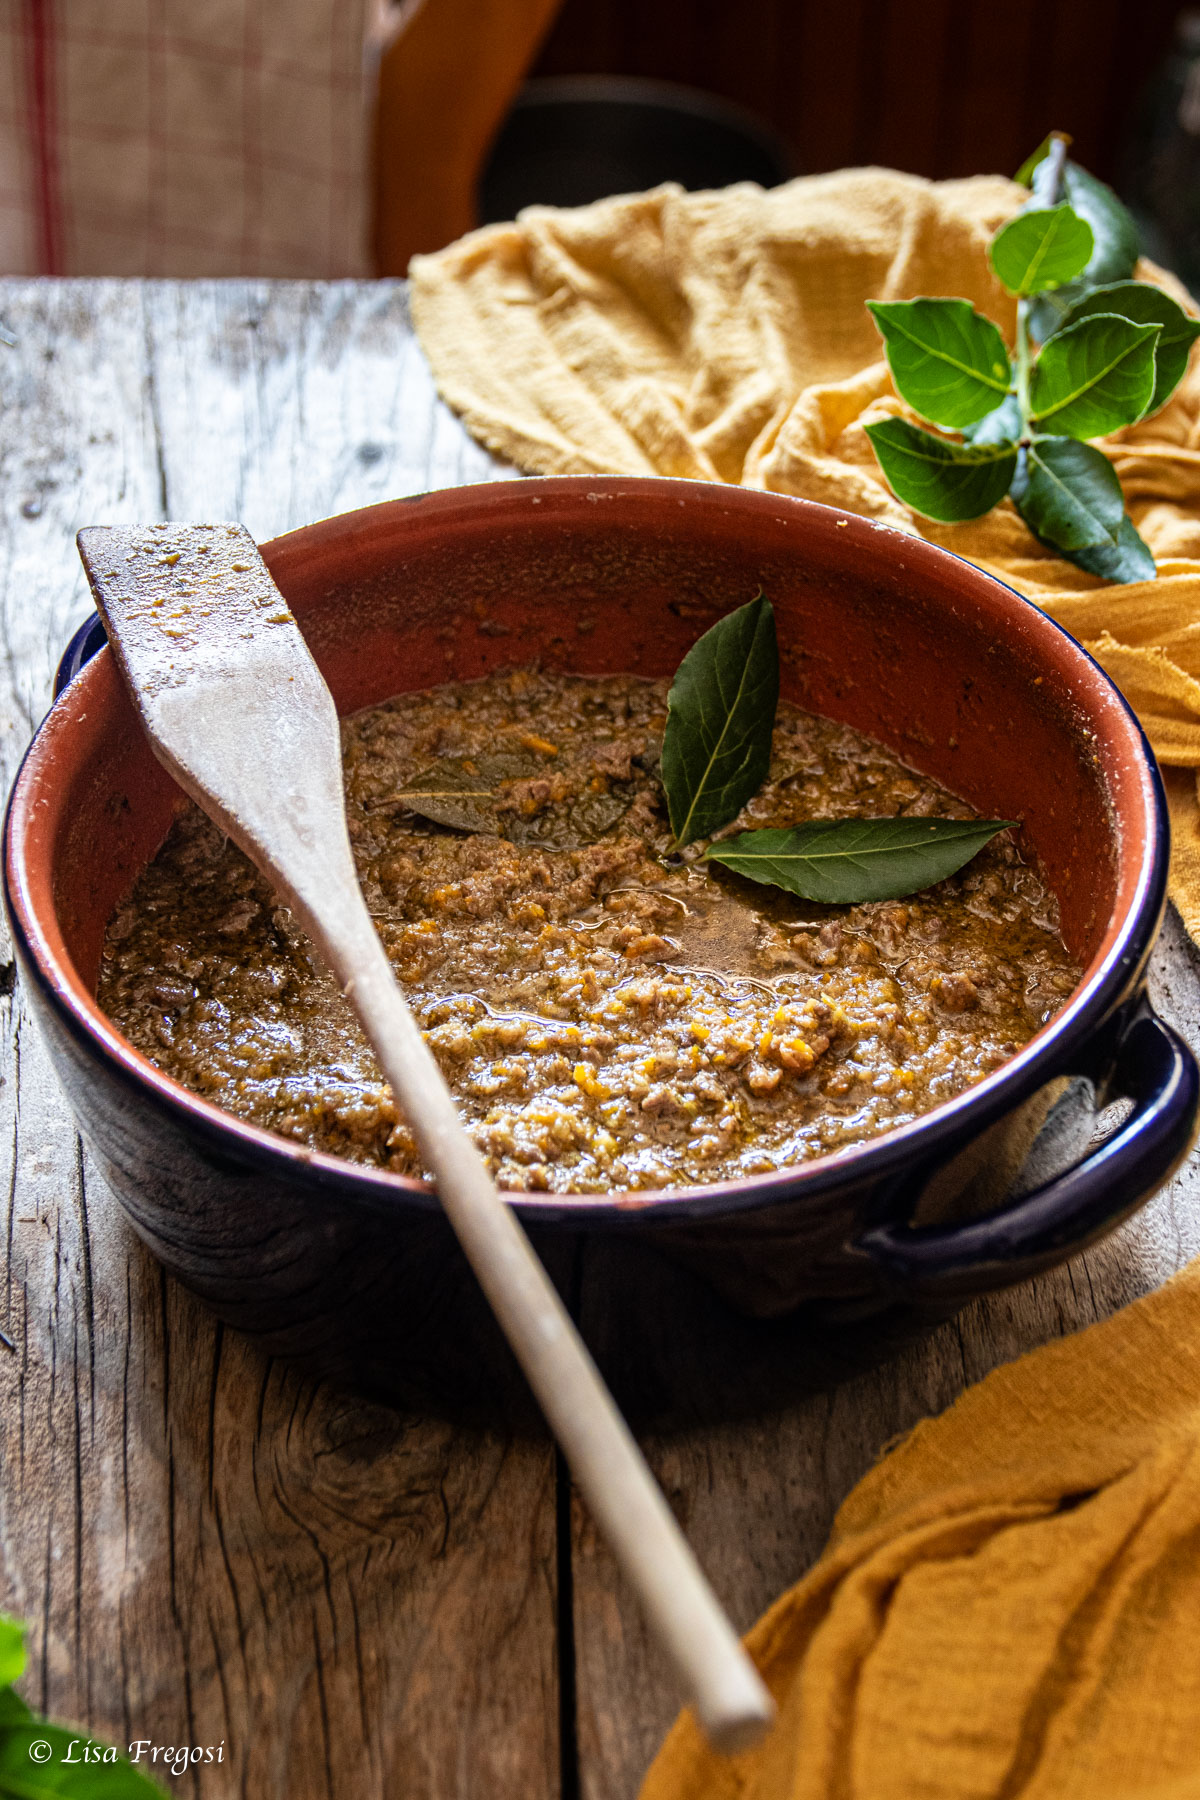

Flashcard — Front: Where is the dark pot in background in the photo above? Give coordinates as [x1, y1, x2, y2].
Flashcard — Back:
[479, 75, 794, 221]
[5, 480, 1196, 1421]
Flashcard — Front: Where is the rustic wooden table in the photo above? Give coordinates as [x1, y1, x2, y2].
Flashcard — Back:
[1, 279, 1198, 1800]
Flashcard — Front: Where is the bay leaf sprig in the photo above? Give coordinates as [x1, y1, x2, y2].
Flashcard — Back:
[863, 131, 1200, 583]
[663, 596, 1015, 903]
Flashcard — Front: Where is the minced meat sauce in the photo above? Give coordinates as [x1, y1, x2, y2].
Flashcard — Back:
[98, 669, 1080, 1193]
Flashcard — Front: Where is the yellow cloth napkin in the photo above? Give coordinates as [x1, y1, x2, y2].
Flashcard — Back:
[410, 168, 1200, 938]
[637, 1259, 1200, 1800]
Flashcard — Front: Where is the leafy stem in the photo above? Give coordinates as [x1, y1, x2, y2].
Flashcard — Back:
[1041, 132, 1070, 206]
[1016, 298, 1033, 440]
[863, 131, 1190, 584]
[1012, 133, 1073, 435]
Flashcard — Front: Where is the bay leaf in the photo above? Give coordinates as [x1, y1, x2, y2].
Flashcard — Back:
[505, 788, 632, 849]
[1009, 438, 1157, 583]
[388, 754, 634, 847]
[565, 790, 632, 843]
[1025, 157, 1141, 341]
[706, 816, 1017, 904]
[989, 204, 1094, 297]
[864, 420, 1017, 523]
[962, 392, 1023, 446]
[1056, 513, 1156, 584]
[1029, 314, 1160, 439]
[388, 753, 534, 834]
[661, 593, 779, 847]
[867, 297, 1011, 429]
[1010, 437, 1125, 552]
[1055, 281, 1200, 417]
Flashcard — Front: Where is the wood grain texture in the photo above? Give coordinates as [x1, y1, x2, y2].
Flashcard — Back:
[0, 279, 557, 1800]
[1, 278, 1199, 1800]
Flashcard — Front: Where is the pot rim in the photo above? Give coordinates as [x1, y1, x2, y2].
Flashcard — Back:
[3, 478, 1170, 1227]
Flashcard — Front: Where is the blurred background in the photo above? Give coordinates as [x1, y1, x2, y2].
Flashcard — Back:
[3, 0, 1199, 287]
[528, 0, 1177, 189]
[491, 0, 1200, 304]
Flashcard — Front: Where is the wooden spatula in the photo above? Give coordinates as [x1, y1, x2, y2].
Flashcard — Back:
[77, 521, 775, 1756]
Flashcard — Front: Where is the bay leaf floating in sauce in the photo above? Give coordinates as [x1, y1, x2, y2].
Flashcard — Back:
[387, 753, 531, 834]
[386, 753, 633, 848]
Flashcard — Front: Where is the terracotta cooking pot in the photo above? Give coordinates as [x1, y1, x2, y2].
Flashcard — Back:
[5, 479, 1197, 1412]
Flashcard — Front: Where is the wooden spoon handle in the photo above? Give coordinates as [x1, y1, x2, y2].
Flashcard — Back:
[75, 519, 773, 1752]
[298, 885, 775, 1755]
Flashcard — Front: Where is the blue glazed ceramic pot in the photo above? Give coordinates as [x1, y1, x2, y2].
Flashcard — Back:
[6, 480, 1196, 1414]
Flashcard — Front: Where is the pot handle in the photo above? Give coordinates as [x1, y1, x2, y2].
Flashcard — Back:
[856, 1009, 1199, 1301]
[53, 611, 107, 698]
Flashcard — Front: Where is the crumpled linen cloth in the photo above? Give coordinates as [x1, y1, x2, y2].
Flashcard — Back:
[410, 168, 1200, 939]
[638, 1258, 1200, 1800]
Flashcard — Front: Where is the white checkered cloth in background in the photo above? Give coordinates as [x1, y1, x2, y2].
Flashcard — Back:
[0, 0, 375, 276]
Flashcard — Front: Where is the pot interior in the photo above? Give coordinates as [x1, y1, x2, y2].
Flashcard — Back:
[24, 483, 1150, 1017]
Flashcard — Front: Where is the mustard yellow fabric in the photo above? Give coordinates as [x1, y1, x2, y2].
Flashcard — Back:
[636, 1259, 1200, 1800]
[410, 168, 1200, 938]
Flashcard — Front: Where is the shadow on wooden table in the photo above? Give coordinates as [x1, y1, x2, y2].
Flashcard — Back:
[572, 1236, 954, 1432]
[249, 1214, 952, 1433]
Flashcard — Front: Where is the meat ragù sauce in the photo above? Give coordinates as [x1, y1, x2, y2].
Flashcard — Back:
[99, 670, 1080, 1194]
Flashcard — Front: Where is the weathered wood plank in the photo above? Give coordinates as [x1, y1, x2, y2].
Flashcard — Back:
[137, 280, 513, 541]
[0, 278, 556, 1800]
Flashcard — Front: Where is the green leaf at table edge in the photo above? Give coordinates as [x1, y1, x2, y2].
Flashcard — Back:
[0, 1688, 31, 1729]
[705, 817, 1018, 905]
[1029, 314, 1160, 438]
[989, 205, 1094, 296]
[0, 1620, 24, 1691]
[0, 1619, 166, 1796]
[864, 419, 1017, 523]
[660, 592, 779, 848]
[1010, 437, 1125, 552]
[0, 1711, 167, 1795]
[1054, 280, 1200, 416]
[867, 298, 1011, 428]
